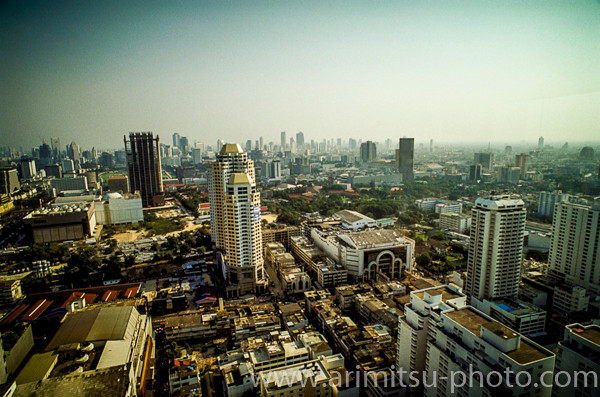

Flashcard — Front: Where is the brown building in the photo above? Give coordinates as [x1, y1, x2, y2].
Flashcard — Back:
[124, 132, 164, 207]
[23, 201, 96, 244]
[107, 175, 130, 194]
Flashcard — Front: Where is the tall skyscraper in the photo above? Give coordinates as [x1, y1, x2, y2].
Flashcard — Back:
[359, 141, 376, 162]
[68, 141, 81, 165]
[0, 168, 20, 195]
[19, 157, 36, 180]
[50, 137, 61, 162]
[396, 138, 414, 181]
[208, 143, 265, 297]
[465, 195, 526, 301]
[548, 200, 600, 295]
[538, 136, 544, 149]
[473, 152, 493, 171]
[172, 132, 181, 148]
[514, 153, 529, 177]
[296, 131, 304, 149]
[280, 131, 286, 151]
[124, 132, 164, 208]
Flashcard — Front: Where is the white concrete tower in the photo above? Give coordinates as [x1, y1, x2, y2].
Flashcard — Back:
[465, 195, 526, 301]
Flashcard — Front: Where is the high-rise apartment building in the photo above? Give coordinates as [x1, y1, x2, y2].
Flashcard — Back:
[465, 195, 526, 301]
[548, 200, 600, 295]
[537, 190, 569, 218]
[553, 323, 600, 397]
[124, 132, 164, 208]
[360, 141, 376, 163]
[280, 131, 287, 151]
[396, 138, 414, 182]
[208, 144, 265, 297]
[398, 285, 554, 397]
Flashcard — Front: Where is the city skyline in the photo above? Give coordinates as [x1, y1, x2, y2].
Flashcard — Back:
[2, 1, 599, 149]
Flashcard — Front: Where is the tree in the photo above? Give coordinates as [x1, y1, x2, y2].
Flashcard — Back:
[416, 252, 431, 268]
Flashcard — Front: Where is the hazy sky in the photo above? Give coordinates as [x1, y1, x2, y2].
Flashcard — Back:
[1, 0, 599, 150]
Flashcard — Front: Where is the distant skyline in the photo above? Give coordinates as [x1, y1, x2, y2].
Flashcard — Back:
[1, 1, 599, 149]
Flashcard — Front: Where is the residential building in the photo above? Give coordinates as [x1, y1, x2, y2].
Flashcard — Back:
[124, 132, 164, 207]
[424, 306, 554, 397]
[514, 153, 529, 177]
[439, 212, 470, 234]
[465, 195, 526, 301]
[537, 190, 569, 218]
[396, 138, 414, 182]
[471, 298, 546, 337]
[548, 200, 600, 295]
[209, 143, 266, 297]
[397, 285, 467, 388]
[553, 323, 600, 397]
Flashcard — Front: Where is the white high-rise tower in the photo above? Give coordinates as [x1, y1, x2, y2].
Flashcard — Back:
[465, 195, 526, 301]
[208, 144, 265, 297]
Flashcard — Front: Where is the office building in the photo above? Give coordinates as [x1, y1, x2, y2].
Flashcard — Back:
[553, 323, 600, 397]
[0, 168, 20, 195]
[396, 138, 414, 181]
[208, 143, 266, 297]
[548, 200, 600, 295]
[537, 190, 569, 218]
[469, 164, 482, 182]
[474, 152, 493, 171]
[439, 212, 470, 234]
[465, 195, 527, 301]
[538, 136, 544, 149]
[280, 131, 286, 151]
[261, 160, 282, 180]
[360, 141, 377, 163]
[44, 163, 62, 178]
[50, 176, 89, 193]
[124, 132, 164, 208]
[68, 141, 81, 164]
[107, 176, 129, 194]
[19, 157, 36, 180]
[514, 153, 529, 177]
[296, 131, 304, 149]
[172, 132, 181, 148]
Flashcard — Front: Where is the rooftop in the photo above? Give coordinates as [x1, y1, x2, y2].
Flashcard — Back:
[414, 286, 464, 303]
[339, 229, 411, 249]
[228, 173, 254, 185]
[569, 324, 600, 346]
[220, 143, 244, 155]
[334, 210, 374, 224]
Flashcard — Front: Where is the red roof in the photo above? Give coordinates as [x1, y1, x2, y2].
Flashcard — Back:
[199, 203, 210, 210]
[124, 286, 139, 299]
[101, 290, 118, 302]
[21, 299, 52, 321]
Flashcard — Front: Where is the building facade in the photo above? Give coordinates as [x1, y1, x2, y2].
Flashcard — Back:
[465, 195, 527, 301]
[548, 200, 600, 296]
[124, 132, 164, 207]
[396, 138, 414, 182]
[209, 144, 266, 297]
